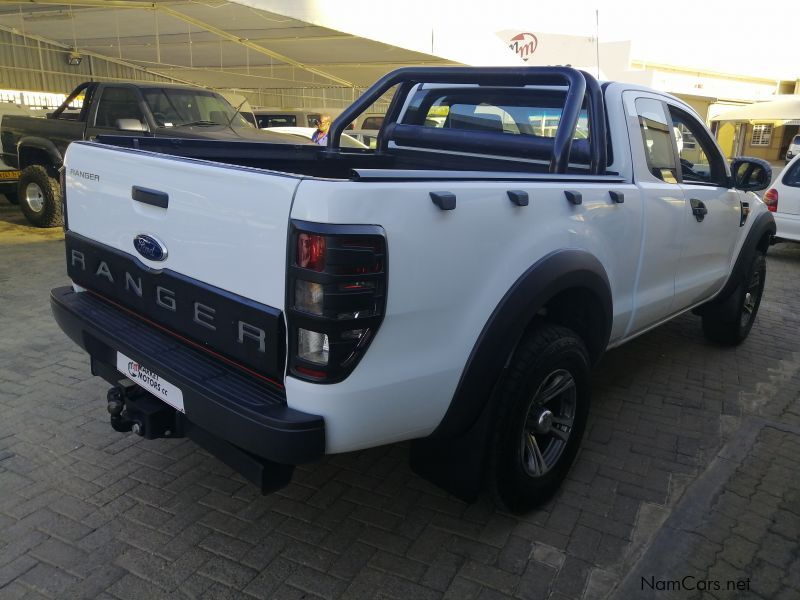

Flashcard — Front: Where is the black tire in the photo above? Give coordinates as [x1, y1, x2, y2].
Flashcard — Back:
[489, 322, 591, 513]
[3, 190, 18, 204]
[18, 165, 62, 228]
[702, 253, 766, 345]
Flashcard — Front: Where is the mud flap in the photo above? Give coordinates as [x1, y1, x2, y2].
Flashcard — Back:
[409, 397, 495, 502]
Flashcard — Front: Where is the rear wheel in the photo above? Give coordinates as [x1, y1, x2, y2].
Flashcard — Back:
[489, 322, 590, 513]
[702, 253, 766, 345]
[18, 165, 62, 228]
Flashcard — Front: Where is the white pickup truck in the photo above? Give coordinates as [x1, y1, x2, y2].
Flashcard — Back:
[51, 67, 775, 512]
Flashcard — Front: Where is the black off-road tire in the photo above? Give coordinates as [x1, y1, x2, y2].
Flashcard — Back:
[18, 165, 62, 228]
[702, 253, 766, 346]
[489, 322, 591, 513]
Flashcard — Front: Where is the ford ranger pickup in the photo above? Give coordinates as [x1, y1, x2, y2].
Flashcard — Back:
[50, 67, 775, 512]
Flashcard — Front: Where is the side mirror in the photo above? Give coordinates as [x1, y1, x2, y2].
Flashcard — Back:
[115, 118, 146, 132]
[731, 156, 772, 192]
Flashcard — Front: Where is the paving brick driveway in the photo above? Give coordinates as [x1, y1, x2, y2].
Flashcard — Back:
[1, 200, 799, 599]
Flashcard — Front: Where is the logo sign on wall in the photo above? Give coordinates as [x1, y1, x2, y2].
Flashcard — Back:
[508, 32, 538, 62]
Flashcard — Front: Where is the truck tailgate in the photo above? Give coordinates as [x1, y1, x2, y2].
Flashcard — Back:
[63, 141, 300, 382]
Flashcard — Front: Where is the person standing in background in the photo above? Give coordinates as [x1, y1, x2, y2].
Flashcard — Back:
[312, 114, 332, 145]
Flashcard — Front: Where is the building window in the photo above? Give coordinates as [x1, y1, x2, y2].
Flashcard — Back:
[751, 123, 773, 146]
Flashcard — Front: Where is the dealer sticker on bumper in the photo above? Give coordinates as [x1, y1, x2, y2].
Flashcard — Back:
[116, 352, 185, 413]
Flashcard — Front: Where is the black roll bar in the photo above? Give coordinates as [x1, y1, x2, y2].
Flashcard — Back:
[328, 66, 607, 175]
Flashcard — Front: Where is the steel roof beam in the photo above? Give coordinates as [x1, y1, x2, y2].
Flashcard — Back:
[0, 0, 358, 87]
[0, 21, 197, 85]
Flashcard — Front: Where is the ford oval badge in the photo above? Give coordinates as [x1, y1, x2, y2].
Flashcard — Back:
[133, 234, 168, 262]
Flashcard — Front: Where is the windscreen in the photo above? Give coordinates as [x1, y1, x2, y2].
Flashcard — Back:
[256, 115, 297, 128]
[142, 88, 252, 129]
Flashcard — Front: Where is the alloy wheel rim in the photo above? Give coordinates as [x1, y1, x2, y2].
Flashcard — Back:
[740, 269, 761, 327]
[25, 183, 44, 213]
[521, 368, 577, 478]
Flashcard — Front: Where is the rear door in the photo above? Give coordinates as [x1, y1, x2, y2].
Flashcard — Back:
[666, 103, 741, 308]
[624, 93, 685, 334]
[64, 141, 300, 382]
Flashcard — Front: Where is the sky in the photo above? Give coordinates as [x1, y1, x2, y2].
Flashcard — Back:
[242, 0, 800, 80]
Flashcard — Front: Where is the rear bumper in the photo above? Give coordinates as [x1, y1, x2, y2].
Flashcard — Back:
[51, 286, 325, 464]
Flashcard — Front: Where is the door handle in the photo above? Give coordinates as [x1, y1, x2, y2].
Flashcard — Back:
[690, 199, 707, 222]
[132, 186, 169, 209]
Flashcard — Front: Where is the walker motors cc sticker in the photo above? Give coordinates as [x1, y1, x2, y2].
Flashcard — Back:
[116, 352, 185, 413]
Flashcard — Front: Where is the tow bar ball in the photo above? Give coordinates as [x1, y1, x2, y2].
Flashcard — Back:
[105, 386, 184, 440]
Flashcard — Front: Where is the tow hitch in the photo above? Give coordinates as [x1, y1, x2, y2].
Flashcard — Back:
[106, 384, 185, 439]
[104, 383, 295, 494]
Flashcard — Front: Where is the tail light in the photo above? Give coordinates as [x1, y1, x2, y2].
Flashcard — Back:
[287, 220, 387, 383]
[764, 188, 778, 213]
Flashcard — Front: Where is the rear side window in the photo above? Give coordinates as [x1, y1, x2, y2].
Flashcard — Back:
[361, 116, 384, 130]
[635, 98, 678, 183]
[403, 89, 588, 139]
[784, 160, 800, 188]
[94, 87, 144, 129]
[396, 87, 602, 168]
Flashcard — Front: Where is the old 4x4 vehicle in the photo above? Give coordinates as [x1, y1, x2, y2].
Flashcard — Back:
[51, 68, 774, 512]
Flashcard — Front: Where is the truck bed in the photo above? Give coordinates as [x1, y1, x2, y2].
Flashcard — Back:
[99, 134, 607, 180]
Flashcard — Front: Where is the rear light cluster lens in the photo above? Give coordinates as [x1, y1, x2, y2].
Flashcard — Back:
[763, 189, 779, 213]
[297, 233, 326, 271]
[287, 220, 387, 383]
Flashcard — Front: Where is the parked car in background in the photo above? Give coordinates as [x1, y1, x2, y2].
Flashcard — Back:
[347, 113, 386, 148]
[264, 126, 367, 148]
[764, 153, 800, 242]
[0, 81, 310, 227]
[218, 91, 258, 128]
[786, 134, 800, 163]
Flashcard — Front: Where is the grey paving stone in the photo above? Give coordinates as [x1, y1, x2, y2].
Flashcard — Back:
[3, 203, 800, 600]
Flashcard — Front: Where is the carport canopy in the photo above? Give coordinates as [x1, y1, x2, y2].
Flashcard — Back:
[712, 97, 800, 124]
[0, 0, 456, 97]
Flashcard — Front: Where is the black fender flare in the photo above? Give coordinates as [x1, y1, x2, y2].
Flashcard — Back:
[434, 248, 612, 440]
[409, 249, 612, 500]
[696, 209, 775, 314]
[17, 136, 63, 171]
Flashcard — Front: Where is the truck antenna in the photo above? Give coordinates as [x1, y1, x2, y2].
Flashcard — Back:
[595, 9, 601, 79]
